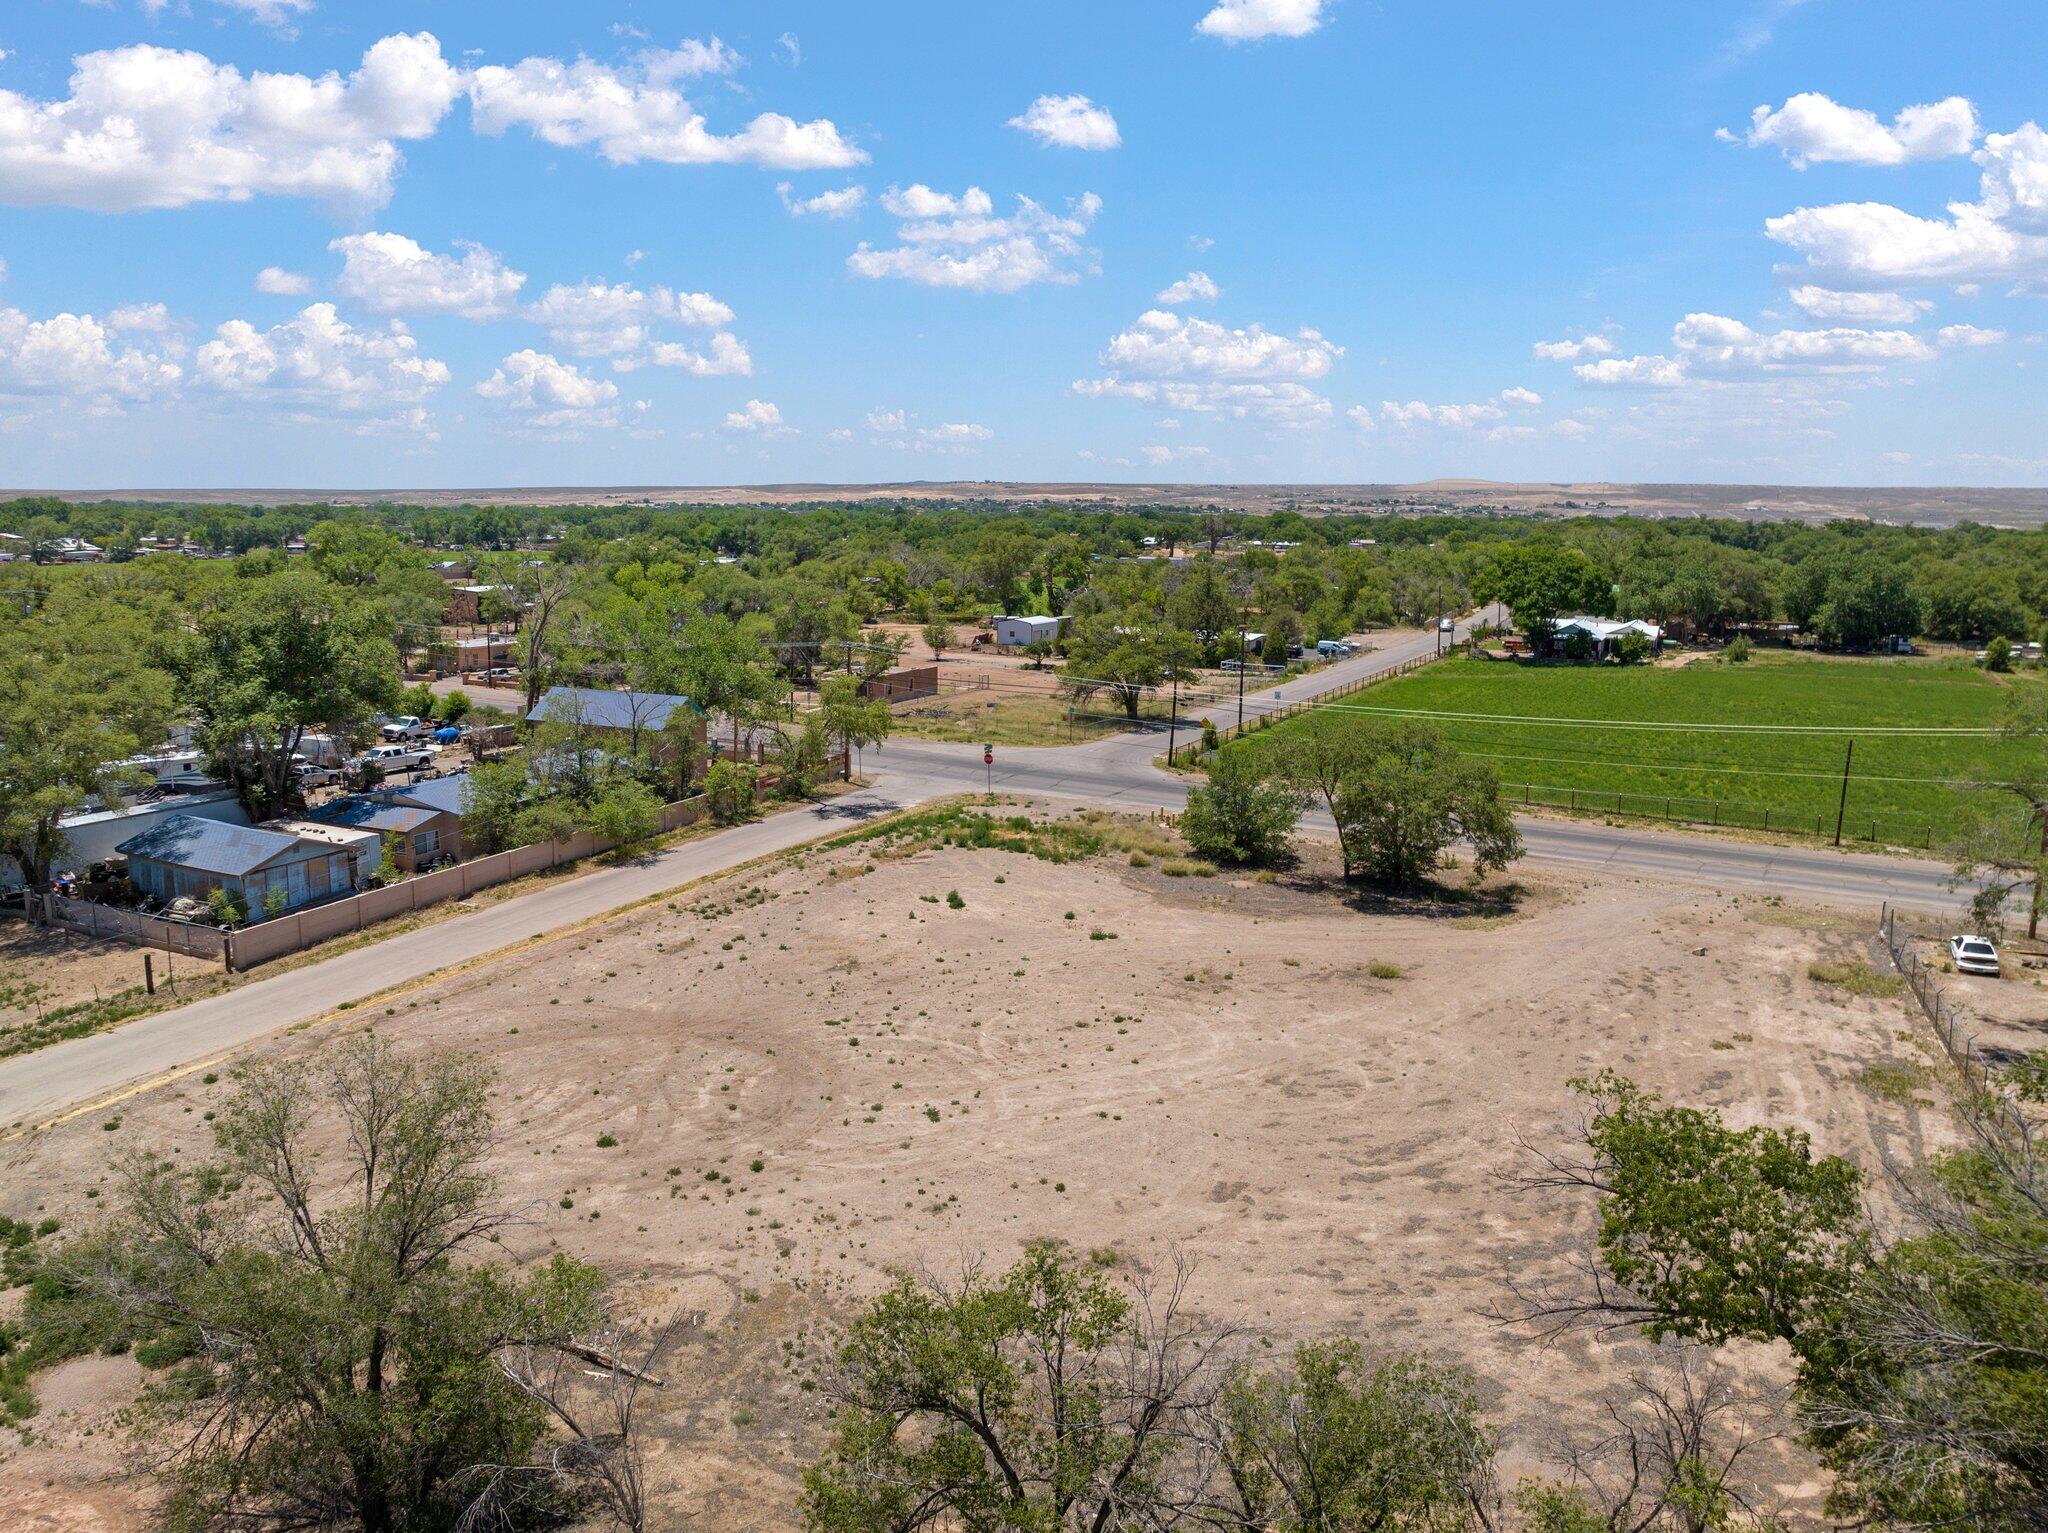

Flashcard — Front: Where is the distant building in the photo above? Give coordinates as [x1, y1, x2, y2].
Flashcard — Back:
[991, 614, 1068, 650]
[1546, 616, 1662, 660]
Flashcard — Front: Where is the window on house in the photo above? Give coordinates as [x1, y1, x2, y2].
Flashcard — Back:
[413, 830, 439, 858]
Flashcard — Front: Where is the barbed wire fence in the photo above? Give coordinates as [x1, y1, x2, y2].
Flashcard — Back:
[1879, 902, 2031, 1140]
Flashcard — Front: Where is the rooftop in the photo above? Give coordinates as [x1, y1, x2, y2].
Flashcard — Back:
[527, 685, 700, 733]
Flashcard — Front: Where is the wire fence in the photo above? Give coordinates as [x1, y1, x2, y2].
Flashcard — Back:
[1166, 650, 1447, 764]
[1500, 781, 1940, 850]
[1879, 903, 2029, 1138]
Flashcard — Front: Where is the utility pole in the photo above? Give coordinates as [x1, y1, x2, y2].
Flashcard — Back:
[1166, 673, 1180, 764]
[1832, 739, 1854, 846]
[1236, 624, 1248, 731]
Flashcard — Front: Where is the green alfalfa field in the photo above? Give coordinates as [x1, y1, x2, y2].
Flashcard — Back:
[1241, 649, 2043, 849]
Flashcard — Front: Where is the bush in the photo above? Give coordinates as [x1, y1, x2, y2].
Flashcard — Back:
[204, 886, 244, 927]
[1724, 634, 1752, 663]
[772, 719, 830, 798]
[1611, 629, 1652, 665]
[1181, 750, 1301, 867]
[706, 760, 758, 825]
[1200, 718, 1219, 753]
[1985, 635, 2014, 673]
[584, 778, 662, 851]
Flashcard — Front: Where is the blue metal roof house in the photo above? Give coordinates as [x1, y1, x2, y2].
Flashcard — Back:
[117, 814, 363, 914]
[526, 686, 702, 734]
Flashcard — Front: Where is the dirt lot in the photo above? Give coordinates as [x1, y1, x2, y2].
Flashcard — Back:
[0, 920, 179, 1026]
[0, 808, 1945, 1528]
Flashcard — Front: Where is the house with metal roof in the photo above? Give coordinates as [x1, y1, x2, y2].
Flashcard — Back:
[1546, 616, 1663, 660]
[313, 788, 465, 873]
[526, 687, 706, 766]
[117, 815, 364, 915]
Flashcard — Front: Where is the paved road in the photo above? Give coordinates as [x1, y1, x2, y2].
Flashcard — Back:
[0, 785, 937, 1134]
[0, 608, 1968, 1132]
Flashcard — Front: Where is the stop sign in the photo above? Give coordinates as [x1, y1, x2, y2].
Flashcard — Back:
[983, 746, 994, 766]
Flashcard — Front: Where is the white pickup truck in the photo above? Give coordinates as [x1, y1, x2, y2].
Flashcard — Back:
[379, 715, 433, 742]
[353, 742, 440, 775]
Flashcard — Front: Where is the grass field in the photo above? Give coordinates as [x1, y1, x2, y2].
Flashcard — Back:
[1243, 651, 2042, 848]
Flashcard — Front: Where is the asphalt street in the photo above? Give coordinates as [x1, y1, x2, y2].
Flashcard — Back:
[0, 611, 1969, 1133]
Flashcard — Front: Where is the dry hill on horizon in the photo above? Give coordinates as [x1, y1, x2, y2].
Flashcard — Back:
[10, 479, 2048, 526]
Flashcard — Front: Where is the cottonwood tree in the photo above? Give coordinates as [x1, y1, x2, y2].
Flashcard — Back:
[1181, 748, 1302, 867]
[1276, 716, 1521, 886]
[675, 613, 788, 755]
[922, 619, 955, 662]
[87, 1035, 656, 1533]
[1061, 613, 1197, 723]
[1515, 1351, 1785, 1533]
[172, 569, 400, 818]
[1473, 544, 1610, 640]
[0, 586, 168, 887]
[1207, 1340, 1500, 1530]
[487, 554, 581, 715]
[1514, 1071, 2048, 1529]
[803, 1242, 1232, 1531]
[819, 675, 892, 776]
[1950, 690, 2048, 936]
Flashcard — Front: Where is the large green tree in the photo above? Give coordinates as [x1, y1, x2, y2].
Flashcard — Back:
[0, 585, 169, 887]
[173, 569, 400, 817]
[1274, 716, 1522, 885]
[86, 1035, 646, 1533]
[1474, 545, 1611, 638]
[1061, 613, 1197, 722]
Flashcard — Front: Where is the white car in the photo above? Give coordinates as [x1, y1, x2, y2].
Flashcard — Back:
[380, 715, 431, 742]
[292, 761, 341, 790]
[1950, 934, 2001, 977]
[1438, 617, 1456, 634]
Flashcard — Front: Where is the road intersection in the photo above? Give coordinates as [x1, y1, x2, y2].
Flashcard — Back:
[0, 617, 1971, 1133]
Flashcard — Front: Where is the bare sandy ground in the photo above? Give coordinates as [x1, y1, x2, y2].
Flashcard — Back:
[0, 808, 1943, 1528]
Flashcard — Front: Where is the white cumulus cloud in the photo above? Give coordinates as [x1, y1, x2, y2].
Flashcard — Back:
[1567, 311, 1944, 389]
[0, 305, 184, 402]
[467, 44, 865, 171]
[1727, 93, 1979, 168]
[1076, 308, 1342, 425]
[1196, 0, 1326, 42]
[197, 302, 449, 411]
[848, 185, 1102, 293]
[522, 278, 748, 377]
[256, 266, 314, 296]
[724, 398, 786, 432]
[330, 231, 526, 320]
[1156, 272, 1221, 305]
[1937, 323, 2006, 347]
[0, 32, 461, 212]
[1765, 124, 2048, 292]
[1008, 94, 1121, 151]
[778, 181, 866, 218]
[1787, 286, 1931, 323]
[475, 348, 622, 428]
[1532, 334, 1614, 361]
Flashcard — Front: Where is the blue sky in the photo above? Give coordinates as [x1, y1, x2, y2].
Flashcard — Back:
[0, 0, 2043, 488]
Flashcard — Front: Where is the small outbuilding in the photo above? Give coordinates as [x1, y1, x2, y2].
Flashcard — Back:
[991, 614, 1068, 650]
